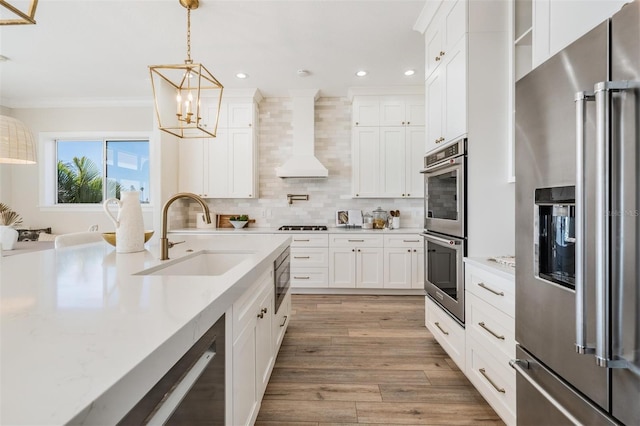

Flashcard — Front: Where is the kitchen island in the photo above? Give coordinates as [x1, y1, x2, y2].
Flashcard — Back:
[0, 233, 290, 425]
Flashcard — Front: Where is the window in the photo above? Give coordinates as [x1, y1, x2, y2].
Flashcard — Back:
[55, 139, 150, 204]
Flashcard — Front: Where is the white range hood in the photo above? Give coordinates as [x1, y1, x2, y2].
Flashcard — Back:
[275, 89, 329, 178]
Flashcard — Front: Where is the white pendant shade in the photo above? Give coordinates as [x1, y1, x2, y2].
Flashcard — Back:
[0, 115, 37, 164]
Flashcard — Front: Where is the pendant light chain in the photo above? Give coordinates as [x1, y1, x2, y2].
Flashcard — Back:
[186, 7, 192, 64]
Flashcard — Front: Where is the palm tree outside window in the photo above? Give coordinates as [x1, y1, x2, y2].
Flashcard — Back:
[56, 139, 150, 204]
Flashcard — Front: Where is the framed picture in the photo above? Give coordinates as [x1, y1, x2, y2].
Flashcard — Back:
[335, 210, 349, 227]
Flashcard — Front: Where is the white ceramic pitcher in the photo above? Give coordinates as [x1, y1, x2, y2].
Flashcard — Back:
[103, 191, 145, 253]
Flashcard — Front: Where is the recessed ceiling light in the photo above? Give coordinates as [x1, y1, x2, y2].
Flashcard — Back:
[355, 70, 368, 77]
[236, 72, 248, 79]
[404, 69, 416, 76]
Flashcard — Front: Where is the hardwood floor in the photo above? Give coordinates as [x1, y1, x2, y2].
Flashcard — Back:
[256, 295, 504, 425]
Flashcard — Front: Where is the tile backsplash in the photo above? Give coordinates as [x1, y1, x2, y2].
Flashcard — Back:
[181, 97, 423, 228]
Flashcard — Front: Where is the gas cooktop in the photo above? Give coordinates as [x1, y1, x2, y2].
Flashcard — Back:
[278, 225, 328, 231]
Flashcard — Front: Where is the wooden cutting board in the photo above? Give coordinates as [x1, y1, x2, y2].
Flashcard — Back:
[216, 214, 256, 228]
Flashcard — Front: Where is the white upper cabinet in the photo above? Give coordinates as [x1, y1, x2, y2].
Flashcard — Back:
[424, 0, 467, 78]
[179, 98, 259, 199]
[351, 93, 425, 198]
[353, 95, 425, 127]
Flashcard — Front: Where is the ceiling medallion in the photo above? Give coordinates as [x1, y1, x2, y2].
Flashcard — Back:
[149, 0, 223, 139]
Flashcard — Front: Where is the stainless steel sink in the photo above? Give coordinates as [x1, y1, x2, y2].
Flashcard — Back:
[135, 250, 255, 276]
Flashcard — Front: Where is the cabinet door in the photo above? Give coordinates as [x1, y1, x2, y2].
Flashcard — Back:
[384, 248, 412, 289]
[379, 127, 406, 197]
[232, 322, 258, 426]
[228, 103, 254, 128]
[379, 98, 405, 126]
[352, 127, 380, 197]
[329, 247, 356, 288]
[412, 247, 425, 289]
[425, 69, 443, 153]
[178, 139, 206, 196]
[442, 0, 466, 52]
[203, 102, 227, 132]
[405, 126, 425, 198]
[207, 130, 229, 198]
[405, 95, 426, 126]
[443, 36, 467, 143]
[228, 129, 255, 198]
[425, 20, 443, 78]
[255, 291, 273, 398]
[356, 247, 384, 288]
[353, 97, 380, 126]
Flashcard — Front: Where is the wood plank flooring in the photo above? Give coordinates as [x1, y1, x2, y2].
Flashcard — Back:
[255, 295, 504, 425]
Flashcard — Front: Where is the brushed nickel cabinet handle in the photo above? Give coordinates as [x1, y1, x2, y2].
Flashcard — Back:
[294, 256, 310, 259]
[479, 368, 506, 393]
[293, 239, 310, 242]
[478, 322, 505, 340]
[434, 321, 449, 335]
[348, 239, 364, 242]
[440, 50, 445, 56]
[294, 276, 310, 280]
[477, 282, 505, 296]
[403, 240, 420, 243]
[261, 307, 268, 314]
[257, 312, 264, 319]
[280, 315, 288, 327]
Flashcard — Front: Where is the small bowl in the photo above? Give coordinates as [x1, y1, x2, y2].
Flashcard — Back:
[229, 220, 248, 229]
[102, 230, 154, 247]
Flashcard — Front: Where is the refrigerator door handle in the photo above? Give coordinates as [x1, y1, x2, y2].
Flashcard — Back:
[593, 80, 639, 369]
[510, 359, 585, 425]
[574, 90, 596, 355]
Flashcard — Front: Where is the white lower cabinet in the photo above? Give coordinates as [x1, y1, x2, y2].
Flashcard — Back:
[383, 235, 424, 289]
[329, 235, 384, 288]
[425, 296, 466, 371]
[232, 266, 289, 426]
[464, 260, 516, 426]
[288, 234, 329, 289]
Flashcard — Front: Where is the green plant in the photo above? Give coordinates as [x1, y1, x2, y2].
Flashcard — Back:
[0, 203, 23, 226]
[229, 215, 249, 221]
[57, 156, 122, 203]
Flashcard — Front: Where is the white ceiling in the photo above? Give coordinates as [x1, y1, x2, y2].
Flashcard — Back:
[0, 0, 426, 108]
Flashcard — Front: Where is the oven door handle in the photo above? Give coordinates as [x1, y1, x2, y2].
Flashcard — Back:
[420, 156, 464, 174]
[420, 233, 461, 246]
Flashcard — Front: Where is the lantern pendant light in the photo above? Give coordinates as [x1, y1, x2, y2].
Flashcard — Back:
[149, 0, 223, 139]
[0, 0, 38, 25]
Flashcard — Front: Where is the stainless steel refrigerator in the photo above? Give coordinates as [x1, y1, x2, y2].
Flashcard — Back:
[514, 1, 640, 424]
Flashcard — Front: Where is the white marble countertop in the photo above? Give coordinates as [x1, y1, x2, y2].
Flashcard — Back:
[171, 227, 425, 235]
[464, 256, 516, 280]
[0, 234, 290, 425]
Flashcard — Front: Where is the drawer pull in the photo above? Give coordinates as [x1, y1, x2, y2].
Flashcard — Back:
[479, 368, 506, 393]
[403, 239, 420, 243]
[478, 322, 505, 340]
[280, 315, 288, 327]
[294, 276, 310, 280]
[294, 256, 310, 259]
[434, 321, 449, 335]
[478, 282, 505, 296]
[294, 239, 310, 242]
[348, 239, 365, 242]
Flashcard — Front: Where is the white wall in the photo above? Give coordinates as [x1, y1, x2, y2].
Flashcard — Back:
[1, 106, 156, 234]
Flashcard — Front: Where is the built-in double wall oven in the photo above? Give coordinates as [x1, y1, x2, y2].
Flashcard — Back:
[421, 138, 467, 325]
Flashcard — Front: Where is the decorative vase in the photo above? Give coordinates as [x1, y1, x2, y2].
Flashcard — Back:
[103, 191, 145, 253]
[0, 226, 19, 250]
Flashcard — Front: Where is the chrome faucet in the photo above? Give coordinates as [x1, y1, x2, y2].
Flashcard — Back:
[160, 192, 212, 260]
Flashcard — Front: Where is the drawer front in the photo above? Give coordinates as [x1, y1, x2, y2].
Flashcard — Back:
[466, 337, 516, 426]
[466, 291, 515, 359]
[330, 235, 383, 248]
[291, 268, 328, 288]
[287, 233, 329, 247]
[425, 297, 465, 371]
[290, 247, 328, 268]
[383, 234, 422, 248]
[466, 265, 515, 317]
[233, 268, 273, 339]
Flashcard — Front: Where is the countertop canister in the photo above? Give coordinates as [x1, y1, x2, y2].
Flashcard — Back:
[103, 191, 145, 253]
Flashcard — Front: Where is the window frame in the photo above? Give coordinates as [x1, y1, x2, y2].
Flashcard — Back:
[39, 131, 154, 211]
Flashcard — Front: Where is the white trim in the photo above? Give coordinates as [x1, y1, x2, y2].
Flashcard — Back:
[347, 86, 424, 102]
[39, 131, 154, 208]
